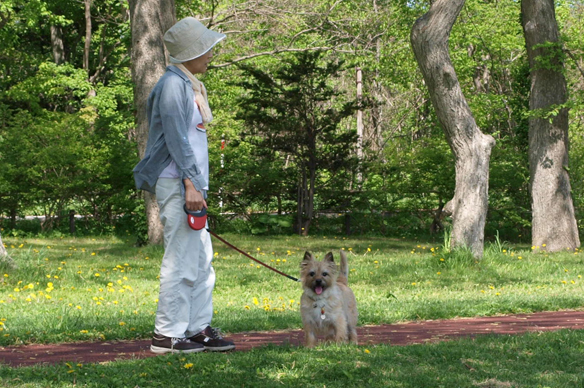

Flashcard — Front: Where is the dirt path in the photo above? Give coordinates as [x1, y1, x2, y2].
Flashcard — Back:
[2, 310, 584, 367]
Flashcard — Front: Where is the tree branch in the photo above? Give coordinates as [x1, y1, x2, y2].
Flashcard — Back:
[211, 46, 349, 69]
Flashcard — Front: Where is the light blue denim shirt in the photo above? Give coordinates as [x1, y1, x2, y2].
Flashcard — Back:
[133, 66, 208, 197]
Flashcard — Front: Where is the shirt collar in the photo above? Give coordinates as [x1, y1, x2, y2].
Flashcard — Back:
[166, 65, 190, 83]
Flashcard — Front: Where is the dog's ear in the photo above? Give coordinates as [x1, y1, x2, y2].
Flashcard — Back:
[301, 251, 313, 269]
[323, 252, 334, 262]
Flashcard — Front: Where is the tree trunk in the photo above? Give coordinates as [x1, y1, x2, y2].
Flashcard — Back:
[83, 0, 92, 72]
[50, 25, 66, 65]
[356, 67, 363, 184]
[521, 0, 580, 252]
[411, 0, 495, 258]
[0, 233, 7, 257]
[128, 0, 176, 245]
[0, 233, 17, 269]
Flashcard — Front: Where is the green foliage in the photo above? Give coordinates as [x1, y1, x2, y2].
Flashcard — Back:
[233, 51, 361, 234]
[0, 0, 583, 242]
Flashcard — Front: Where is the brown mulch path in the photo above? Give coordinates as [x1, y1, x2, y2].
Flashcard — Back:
[2, 310, 584, 368]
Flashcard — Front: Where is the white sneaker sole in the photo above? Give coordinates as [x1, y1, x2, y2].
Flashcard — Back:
[204, 344, 236, 352]
[150, 345, 205, 354]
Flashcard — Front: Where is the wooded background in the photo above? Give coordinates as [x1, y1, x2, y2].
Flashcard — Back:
[0, 0, 583, 248]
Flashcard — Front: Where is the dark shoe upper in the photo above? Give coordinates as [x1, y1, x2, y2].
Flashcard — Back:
[151, 334, 205, 354]
[189, 326, 235, 351]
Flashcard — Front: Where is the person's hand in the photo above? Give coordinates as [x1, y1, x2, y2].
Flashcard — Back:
[184, 179, 207, 211]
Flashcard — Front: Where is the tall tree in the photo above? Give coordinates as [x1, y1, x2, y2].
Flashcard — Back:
[411, 0, 496, 258]
[235, 51, 360, 235]
[521, 0, 580, 251]
[0, 134, 15, 268]
[128, 0, 176, 244]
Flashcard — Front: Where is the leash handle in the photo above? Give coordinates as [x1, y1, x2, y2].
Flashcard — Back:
[207, 229, 299, 282]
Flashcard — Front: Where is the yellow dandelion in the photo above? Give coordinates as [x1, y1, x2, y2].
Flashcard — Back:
[364, 349, 371, 354]
[184, 363, 194, 369]
[253, 297, 259, 305]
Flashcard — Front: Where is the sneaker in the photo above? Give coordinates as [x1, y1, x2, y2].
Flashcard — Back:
[189, 326, 235, 352]
[150, 334, 205, 354]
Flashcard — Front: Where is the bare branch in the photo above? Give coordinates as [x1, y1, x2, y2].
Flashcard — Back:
[211, 46, 356, 69]
[565, 49, 584, 80]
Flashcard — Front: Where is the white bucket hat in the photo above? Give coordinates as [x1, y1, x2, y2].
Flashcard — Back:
[164, 17, 226, 64]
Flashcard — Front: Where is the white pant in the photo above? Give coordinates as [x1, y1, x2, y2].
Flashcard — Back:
[154, 178, 215, 338]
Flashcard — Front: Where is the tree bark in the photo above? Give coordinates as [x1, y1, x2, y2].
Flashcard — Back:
[128, 0, 176, 245]
[411, 0, 495, 258]
[83, 0, 92, 72]
[50, 25, 66, 65]
[0, 233, 17, 269]
[0, 233, 7, 257]
[521, 0, 580, 251]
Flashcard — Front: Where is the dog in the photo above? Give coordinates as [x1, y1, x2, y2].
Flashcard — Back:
[300, 250, 358, 347]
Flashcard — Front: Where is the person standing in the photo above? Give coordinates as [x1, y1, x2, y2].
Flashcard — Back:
[133, 17, 235, 354]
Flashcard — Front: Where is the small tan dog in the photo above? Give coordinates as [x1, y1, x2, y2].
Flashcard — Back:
[300, 250, 358, 347]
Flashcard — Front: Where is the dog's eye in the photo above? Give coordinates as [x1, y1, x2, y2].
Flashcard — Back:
[309, 271, 315, 277]
[322, 272, 328, 277]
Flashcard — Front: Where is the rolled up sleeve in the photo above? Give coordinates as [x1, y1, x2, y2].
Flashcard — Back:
[159, 78, 208, 192]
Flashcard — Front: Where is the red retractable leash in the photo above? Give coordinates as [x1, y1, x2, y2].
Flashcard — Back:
[184, 206, 299, 282]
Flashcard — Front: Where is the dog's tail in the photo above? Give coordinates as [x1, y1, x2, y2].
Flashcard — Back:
[337, 250, 349, 286]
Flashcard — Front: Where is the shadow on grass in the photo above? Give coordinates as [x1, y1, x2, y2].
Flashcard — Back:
[2, 330, 584, 387]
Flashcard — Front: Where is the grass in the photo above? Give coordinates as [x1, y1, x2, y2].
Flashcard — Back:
[1, 330, 584, 387]
[1, 233, 584, 387]
[1, 234, 583, 345]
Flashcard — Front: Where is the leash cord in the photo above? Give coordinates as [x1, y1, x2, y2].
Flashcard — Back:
[207, 229, 299, 282]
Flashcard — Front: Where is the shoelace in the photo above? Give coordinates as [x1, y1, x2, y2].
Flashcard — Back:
[208, 327, 224, 339]
[170, 337, 191, 346]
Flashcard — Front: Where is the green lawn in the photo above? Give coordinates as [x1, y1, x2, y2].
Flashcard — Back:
[1, 234, 583, 387]
[2, 330, 584, 387]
